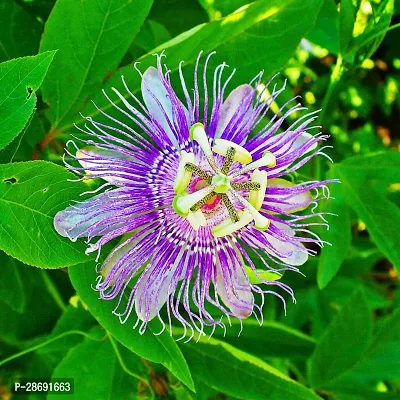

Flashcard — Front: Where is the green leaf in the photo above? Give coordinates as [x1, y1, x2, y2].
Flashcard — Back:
[333, 385, 400, 400]
[36, 304, 97, 359]
[59, 0, 324, 133]
[149, 0, 208, 37]
[0, 0, 42, 62]
[0, 251, 25, 313]
[0, 266, 60, 345]
[69, 262, 195, 391]
[317, 175, 351, 289]
[346, 308, 400, 381]
[307, 0, 340, 54]
[347, 0, 394, 63]
[340, 151, 400, 182]
[134, 19, 171, 53]
[0, 161, 91, 268]
[0, 51, 55, 150]
[48, 329, 145, 400]
[333, 161, 400, 269]
[339, 0, 359, 55]
[211, 320, 316, 360]
[0, 112, 46, 164]
[309, 289, 372, 388]
[40, 0, 153, 131]
[180, 337, 321, 400]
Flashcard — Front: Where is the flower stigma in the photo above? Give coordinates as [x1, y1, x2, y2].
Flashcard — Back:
[172, 123, 276, 236]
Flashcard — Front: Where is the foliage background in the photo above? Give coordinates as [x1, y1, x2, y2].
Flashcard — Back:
[0, 0, 399, 399]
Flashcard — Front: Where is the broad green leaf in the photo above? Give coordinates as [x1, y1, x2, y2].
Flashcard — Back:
[37, 304, 97, 359]
[48, 329, 145, 400]
[0, 251, 25, 313]
[0, 113, 46, 164]
[198, 0, 247, 19]
[149, 0, 208, 36]
[307, 0, 340, 54]
[69, 262, 195, 391]
[317, 174, 351, 289]
[333, 162, 400, 269]
[58, 0, 324, 133]
[212, 320, 316, 360]
[0, 51, 55, 150]
[347, 0, 394, 64]
[0, 266, 60, 345]
[180, 337, 321, 400]
[339, 0, 359, 55]
[0, 161, 91, 268]
[346, 308, 400, 381]
[40, 0, 153, 130]
[340, 151, 400, 182]
[333, 385, 400, 400]
[134, 20, 171, 53]
[309, 289, 372, 388]
[0, 0, 42, 62]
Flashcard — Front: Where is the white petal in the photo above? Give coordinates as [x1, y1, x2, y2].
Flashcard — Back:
[134, 262, 184, 322]
[215, 84, 253, 139]
[215, 254, 253, 318]
[267, 178, 313, 213]
[141, 67, 188, 149]
[265, 230, 308, 266]
[53, 190, 121, 241]
[76, 147, 134, 185]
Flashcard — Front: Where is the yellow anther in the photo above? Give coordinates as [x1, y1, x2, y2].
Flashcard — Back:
[232, 151, 276, 178]
[187, 209, 207, 231]
[212, 210, 253, 238]
[212, 139, 252, 164]
[248, 169, 267, 211]
[229, 190, 270, 231]
[173, 151, 196, 194]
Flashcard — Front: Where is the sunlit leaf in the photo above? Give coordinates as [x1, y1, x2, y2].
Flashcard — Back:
[40, 0, 153, 130]
[0, 161, 90, 268]
[309, 289, 372, 388]
[69, 261, 195, 391]
[0, 51, 55, 150]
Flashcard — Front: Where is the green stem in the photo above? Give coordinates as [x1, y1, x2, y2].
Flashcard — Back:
[108, 334, 155, 399]
[319, 55, 345, 126]
[40, 269, 67, 312]
[0, 330, 105, 367]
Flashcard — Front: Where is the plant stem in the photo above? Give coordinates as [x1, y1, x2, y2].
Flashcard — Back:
[108, 334, 155, 399]
[0, 330, 105, 367]
[40, 269, 67, 312]
[319, 55, 346, 126]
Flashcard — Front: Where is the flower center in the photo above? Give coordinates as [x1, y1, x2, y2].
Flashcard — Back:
[172, 123, 277, 237]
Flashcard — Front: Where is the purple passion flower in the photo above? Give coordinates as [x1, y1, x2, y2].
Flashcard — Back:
[55, 52, 334, 338]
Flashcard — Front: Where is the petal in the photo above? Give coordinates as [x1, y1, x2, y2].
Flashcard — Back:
[141, 67, 188, 149]
[215, 84, 253, 139]
[267, 178, 313, 213]
[53, 189, 123, 241]
[134, 263, 177, 322]
[76, 147, 134, 185]
[215, 252, 254, 318]
[265, 229, 309, 266]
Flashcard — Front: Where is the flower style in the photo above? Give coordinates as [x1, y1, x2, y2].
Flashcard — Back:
[54, 52, 334, 339]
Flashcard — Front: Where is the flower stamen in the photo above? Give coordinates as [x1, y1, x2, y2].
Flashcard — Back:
[231, 151, 276, 178]
[220, 193, 240, 223]
[221, 147, 236, 175]
[190, 190, 218, 212]
[190, 123, 219, 173]
[184, 163, 212, 183]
